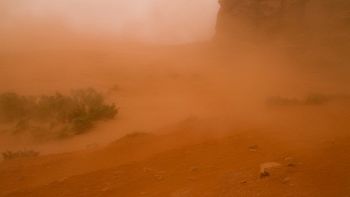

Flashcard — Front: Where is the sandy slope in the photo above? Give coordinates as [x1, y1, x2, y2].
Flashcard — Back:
[1, 101, 350, 197]
[1, 123, 349, 197]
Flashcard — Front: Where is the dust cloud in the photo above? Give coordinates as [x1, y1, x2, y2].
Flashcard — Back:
[0, 0, 221, 153]
[0, 1, 350, 196]
[0, 0, 219, 44]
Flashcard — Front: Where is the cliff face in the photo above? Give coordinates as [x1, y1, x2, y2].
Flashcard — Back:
[216, 0, 350, 43]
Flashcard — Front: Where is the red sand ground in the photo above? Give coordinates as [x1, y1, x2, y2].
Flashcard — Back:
[0, 41, 350, 196]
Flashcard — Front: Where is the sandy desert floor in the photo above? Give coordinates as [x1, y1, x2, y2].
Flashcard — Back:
[0, 40, 350, 196]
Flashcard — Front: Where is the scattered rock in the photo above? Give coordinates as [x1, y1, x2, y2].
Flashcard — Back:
[143, 168, 153, 173]
[240, 180, 248, 184]
[187, 177, 196, 181]
[282, 177, 291, 184]
[190, 167, 199, 172]
[86, 143, 99, 150]
[284, 157, 297, 167]
[101, 187, 110, 192]
[260, 162, 282, 178]
[154, 174, 164, 181]
[249, 145, 259, 152]
[260, 171, 270, 178]
[139, 192, 148, 195]
[16, 176, 25, 181]
[57, 177, 68, 183]
[171, 189, 190, 197]
[112, 171, 123, 177]
[287, 163, 296, 167]
[284, 157, 294, 162]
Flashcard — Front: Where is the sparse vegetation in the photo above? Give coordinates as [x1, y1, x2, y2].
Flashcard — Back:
[2, 150, 39, 160]
[266, 94, 334, 107]
[0, 89, 118, 139]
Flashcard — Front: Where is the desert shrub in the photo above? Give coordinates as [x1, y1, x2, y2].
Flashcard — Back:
[0, 89, 118, 139]
[266, 96, 301, 106]
[2, 150, 39, 160]
[267, 94, 333, 107]
[0, 93, 36, 122]
[304, 94, 331, 105]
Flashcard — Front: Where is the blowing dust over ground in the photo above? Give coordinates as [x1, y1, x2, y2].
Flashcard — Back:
[0, 1, 350, 196]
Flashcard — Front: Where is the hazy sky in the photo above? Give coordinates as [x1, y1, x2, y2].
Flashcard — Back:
[1, 0, 219, 43]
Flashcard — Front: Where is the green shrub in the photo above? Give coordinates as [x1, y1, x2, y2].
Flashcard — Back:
[0, 89, 118, 139]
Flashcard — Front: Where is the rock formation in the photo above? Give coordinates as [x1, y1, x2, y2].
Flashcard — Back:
[216, 0, 350, 44]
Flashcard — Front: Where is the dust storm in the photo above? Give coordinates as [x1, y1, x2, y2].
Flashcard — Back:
[0, 1, 350, 196]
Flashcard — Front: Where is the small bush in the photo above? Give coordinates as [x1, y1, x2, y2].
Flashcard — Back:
[266, 96, 301, 106]
[2, 150, 39, 160]
[304, 94, 331, 105]
[0, 93, 36, 122]
[0, 89, 118, 139]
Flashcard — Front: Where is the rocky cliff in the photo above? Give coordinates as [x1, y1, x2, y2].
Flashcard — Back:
[216, 0, 350, 44]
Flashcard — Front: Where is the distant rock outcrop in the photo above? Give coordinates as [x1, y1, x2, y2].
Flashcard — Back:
[216, 0, 350, 44]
